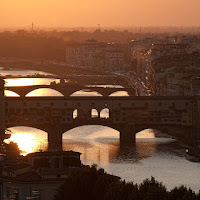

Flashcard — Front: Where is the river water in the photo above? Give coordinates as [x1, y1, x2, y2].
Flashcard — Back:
[2, 68, 200, 192]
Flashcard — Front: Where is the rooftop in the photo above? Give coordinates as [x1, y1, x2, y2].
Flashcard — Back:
[27, 151, 81, 157]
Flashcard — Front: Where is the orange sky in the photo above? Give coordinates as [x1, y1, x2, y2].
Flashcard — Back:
[1, 0, 200, 27]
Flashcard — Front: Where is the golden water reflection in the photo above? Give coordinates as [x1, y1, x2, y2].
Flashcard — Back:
[4, 78, 127, 97]
[109, 91, 129, 96]
[5, 90, 20, 97]
[71, 90, 102, 96]
[62, 127, 157, 165]
[5, 126, 157, 162]
[5, 78, 59, 87]
[62, 139, 156, 165]
[5, 127, 48, 156]
[26, 88, 64, 97]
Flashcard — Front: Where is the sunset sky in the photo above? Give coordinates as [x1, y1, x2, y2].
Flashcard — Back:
[1, 0, 200, 27]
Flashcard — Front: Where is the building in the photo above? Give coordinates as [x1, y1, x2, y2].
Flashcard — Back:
[0, 151, 82, 199]
[66, 40, 125, 71]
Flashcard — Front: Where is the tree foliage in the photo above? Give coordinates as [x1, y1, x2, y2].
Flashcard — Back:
[3, 141, 20, 157]
[53, 166, 200, 200]
[0, 29, 149, 61]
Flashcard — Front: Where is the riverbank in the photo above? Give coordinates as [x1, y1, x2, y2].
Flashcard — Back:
[0, 59, 132, 87]
[156, 127, 200, 162]
[0, 59, 106, 76]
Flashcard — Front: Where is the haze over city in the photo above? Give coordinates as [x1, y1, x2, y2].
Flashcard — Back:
[1, 0, 200, 27]
[0, 0, 200, 199]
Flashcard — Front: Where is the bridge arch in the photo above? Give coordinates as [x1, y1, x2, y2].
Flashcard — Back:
[70, 89, 102, 96]
[62, 125, 120, 140]
[26, 88, 64, 97]
[109, 91, 129, 96]
[91, 109, 99, 118]
[73, 109, 78, 119]
[100, 108, 110, 119]
[6, 125, 49, 135]
[4, 90, 20, 97]
[135, 128, 156, 139]
[72, 108, 86, 119]
[5, 126, 48, 154]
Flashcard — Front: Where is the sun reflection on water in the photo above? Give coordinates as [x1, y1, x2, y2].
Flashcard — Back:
[26, 88, 64, 96]
[5, 133, 38, 155]
[5, 78, 59, 87]
[4, 127, 48, 156]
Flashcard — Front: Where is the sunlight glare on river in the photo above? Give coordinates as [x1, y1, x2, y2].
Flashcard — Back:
[5, 78, 59, 86]
[1, 70, 200, 192]
[26, 88, 64, 97]
[109, 91, 129, 96]
[71, 90, 102, 96]
[5, 127, 48, 155]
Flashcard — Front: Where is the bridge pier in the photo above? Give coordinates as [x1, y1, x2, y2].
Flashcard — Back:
[120, 123, 136, 146]
[47, 126, 63, 151]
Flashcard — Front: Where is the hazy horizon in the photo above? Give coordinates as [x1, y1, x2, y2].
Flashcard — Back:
[1, 0, 200, 28]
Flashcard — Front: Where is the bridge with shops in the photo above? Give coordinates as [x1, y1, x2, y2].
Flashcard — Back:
[1, 93, 199, 150]
[0, 77, 199, 150]
[5, 84, 136, 97]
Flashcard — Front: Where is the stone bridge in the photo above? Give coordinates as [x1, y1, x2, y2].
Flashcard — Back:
[5, 85, 136, 97]
[1, 94, 200, 151]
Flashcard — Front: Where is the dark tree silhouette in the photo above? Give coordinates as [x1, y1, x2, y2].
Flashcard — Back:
[53, 166, 199, 200]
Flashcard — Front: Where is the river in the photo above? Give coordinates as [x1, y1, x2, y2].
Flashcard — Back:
[2, 67, 200, 192]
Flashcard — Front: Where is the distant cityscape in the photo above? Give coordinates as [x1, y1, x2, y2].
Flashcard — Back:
[0, 28, 200, 199]
[66, 34, 200, 97]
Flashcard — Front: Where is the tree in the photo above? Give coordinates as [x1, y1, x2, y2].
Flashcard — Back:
[53, 166, 199, 200]
[53, 165, 119, 200]
[138, 177, 168, 200]
[3, 141, 20, 157]
[169, 186, 199, 200]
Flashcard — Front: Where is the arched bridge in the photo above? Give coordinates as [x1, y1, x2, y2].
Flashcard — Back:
[2, 96, 200, 151]
[5, 85, 136, 97]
